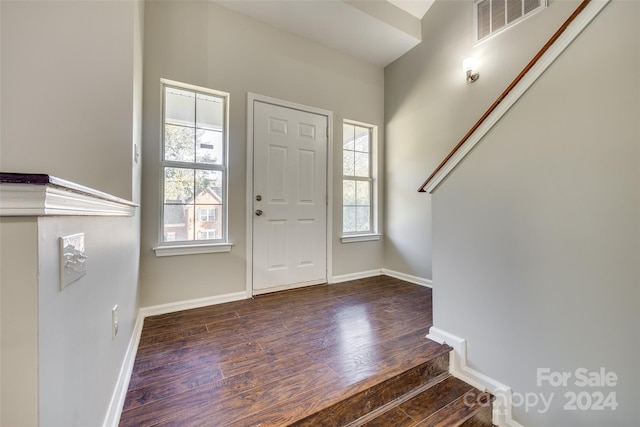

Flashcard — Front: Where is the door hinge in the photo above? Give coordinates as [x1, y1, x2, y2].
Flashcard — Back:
[326, 127, 329, 138]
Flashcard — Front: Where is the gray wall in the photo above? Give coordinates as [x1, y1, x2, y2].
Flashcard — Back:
[0, 218, 39, 427]
[384, 0, 582, 279]
[140, 1, 385, 307]
[430, 2, 639, 426]
[0, 1, 143, 425]
[0, 0, 140, 201]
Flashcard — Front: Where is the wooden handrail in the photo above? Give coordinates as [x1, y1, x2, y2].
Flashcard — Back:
[418, 0, 591, 193]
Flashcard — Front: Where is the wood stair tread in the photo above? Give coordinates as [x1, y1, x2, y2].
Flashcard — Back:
[358, 376, 494, 427]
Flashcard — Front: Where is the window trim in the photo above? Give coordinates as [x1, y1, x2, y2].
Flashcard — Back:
[341, 119, 379, 241]
[154, 79, 231, 257]
[474, 0, 547, 44]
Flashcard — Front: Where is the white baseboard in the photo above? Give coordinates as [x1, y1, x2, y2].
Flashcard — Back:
[140, 291, 249, 318]
[330, 269, 382, 284]
[331, 269, 432, 288]
[427, 327, 523, 427]
[102, 313, 144, 427]
[381, 269, 432, 288]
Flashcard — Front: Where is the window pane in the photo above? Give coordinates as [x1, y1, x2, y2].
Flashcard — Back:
[356, 181, 370, 206]
[196, 93, 224, 131]
[195, 204, 221, 241]
[163, 204, 191, 241]
[343, 150, 355, 176]
[356, 207, 371, 232]
[343, 180, 356, 206]
[343, 207, 356, 233]
[343, 123, 355, 150]
[195, 170, 223, 201]
[164, 167, 194, 203]
[354, 152, 369, 177]
[354, 126, 370, 152]
[491, 0, 506, 32]
[196, 129, 223, 165]
[165, 87, 195, 126]
[165, 124, 195, 162]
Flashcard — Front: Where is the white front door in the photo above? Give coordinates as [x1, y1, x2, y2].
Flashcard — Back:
[252, 100, 328, 294]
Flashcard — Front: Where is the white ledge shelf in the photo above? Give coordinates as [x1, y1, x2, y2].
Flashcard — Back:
[0, 173, 138, 217]
[340, 233, 381, 243]
[153, 243, 233, 257]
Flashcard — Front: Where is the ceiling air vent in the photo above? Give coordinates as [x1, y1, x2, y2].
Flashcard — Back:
[476, 0, 547, 42]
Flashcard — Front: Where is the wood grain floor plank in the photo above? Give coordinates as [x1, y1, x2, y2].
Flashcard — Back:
[157, 363, 340, 427]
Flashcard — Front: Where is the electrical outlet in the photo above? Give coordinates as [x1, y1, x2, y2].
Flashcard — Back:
[112, 305, 119, 338]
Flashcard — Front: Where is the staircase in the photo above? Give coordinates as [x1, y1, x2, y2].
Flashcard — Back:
[291, 344, 494, 427]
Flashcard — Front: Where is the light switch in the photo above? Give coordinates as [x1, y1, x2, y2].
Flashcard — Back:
[59, 233, 87, 290]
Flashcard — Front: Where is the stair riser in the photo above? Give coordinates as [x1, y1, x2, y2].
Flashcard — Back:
[291, 352, 450, 426]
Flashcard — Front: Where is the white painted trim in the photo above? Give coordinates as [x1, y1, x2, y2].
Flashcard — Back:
[381, 268, 432, 288]
[153, 243, 233, 257]
[156, 79, 232, 250]
[102, 312, 144, 427]
[330, 269, 382, 284]
[245, 93, 333, 297]
[427, 327, 523, 427]
[340, 233, 381, 243]
[140, 291, 248, 318]
[425, 0, 611, 194]
[0, 183, 137, 217]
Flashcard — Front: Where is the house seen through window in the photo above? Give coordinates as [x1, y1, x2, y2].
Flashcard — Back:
[161, 82, 228, 245]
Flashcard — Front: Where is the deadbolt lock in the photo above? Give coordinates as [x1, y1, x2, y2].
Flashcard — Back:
[255, 195, 262, 201]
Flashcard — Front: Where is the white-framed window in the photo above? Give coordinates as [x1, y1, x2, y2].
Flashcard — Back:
[158, 79, 229, 251]
[342, 120, 379, 242]
[475, 0, 546, 42]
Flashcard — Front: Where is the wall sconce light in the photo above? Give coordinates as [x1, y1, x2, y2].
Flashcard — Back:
[463, 57, 479, 83]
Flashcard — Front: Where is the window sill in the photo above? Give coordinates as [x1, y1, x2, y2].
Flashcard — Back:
[153, 243, 233, 257]
[340, 234, 381, 243]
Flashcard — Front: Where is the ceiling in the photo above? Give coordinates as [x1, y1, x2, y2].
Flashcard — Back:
[214, 1, 435, 67]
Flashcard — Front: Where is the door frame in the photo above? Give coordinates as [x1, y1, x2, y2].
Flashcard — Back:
[245, 93, 333, 296]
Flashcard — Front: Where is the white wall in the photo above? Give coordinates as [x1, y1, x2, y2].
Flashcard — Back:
[430, 1, 639, 425]
[0, 1, 143, 425]
[37, 216, 141, 427]
[140, 1, 384, 306]
[384, 0, 582, 279]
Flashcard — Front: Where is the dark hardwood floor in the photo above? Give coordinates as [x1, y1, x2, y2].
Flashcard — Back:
[119, 275, 442, 426]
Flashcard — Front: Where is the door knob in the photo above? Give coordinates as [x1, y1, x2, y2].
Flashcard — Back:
[255, 209, 263, 216]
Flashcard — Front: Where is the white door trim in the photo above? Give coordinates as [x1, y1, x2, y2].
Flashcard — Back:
[246, 93, 333, 296]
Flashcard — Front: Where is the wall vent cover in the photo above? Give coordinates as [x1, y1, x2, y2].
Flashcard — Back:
[475, 0, 547, 42]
